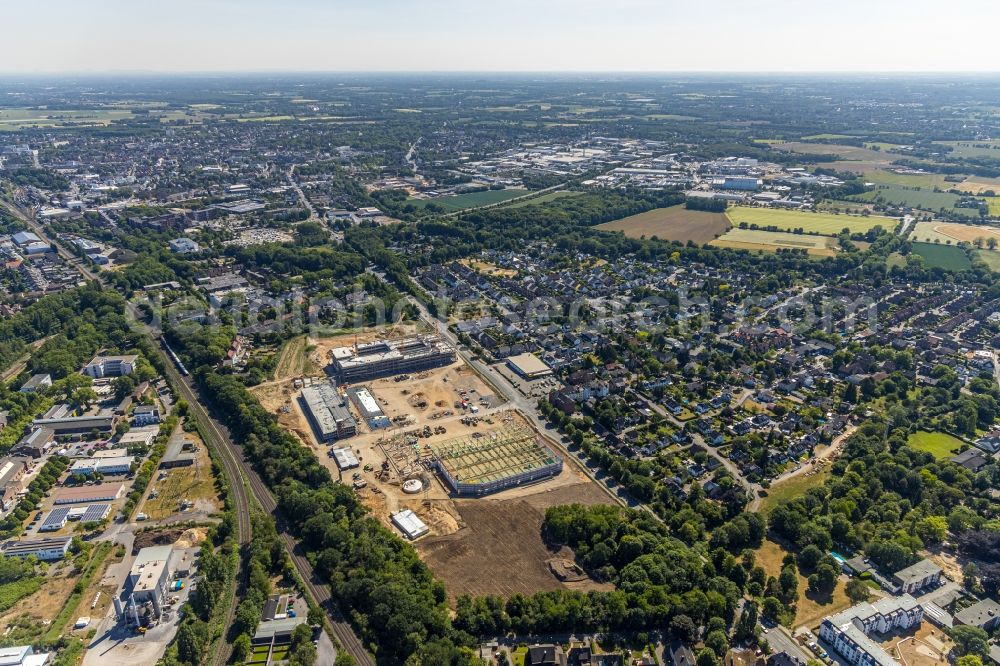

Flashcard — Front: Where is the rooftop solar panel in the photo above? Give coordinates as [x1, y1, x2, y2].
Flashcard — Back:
[80, 503, 111, 523]
[39, 507, 71, 531]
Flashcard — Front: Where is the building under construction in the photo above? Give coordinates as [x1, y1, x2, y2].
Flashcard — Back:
[299, 382, 358, 442]
[329, 336, 455, 383]
[428, 425, 563, 497]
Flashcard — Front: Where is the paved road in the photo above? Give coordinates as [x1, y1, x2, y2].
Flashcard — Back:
[764, 624, 813, 664]
[402, 292, 634, 511]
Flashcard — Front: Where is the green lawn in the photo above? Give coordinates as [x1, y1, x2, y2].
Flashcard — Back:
[908, 431, 965, 459]
[758, 466, 832, 515]
[976, 249, 1000, 271]
[725, 206, 893, 235]
[851, 185, 968, 215]
[503, 190, 581, 208]
[911, 242, 973, 270]
[407, 189, 529, 212]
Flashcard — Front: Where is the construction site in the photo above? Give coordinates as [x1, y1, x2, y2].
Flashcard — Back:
[374, 416, 562, 497]
[253, 329, 616, 600]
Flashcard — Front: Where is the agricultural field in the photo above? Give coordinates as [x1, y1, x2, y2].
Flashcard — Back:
[725, 206, 893, 235]
[911, 221, 1000, 246]
[800, 133, 856, 140]
[710, 228, 839, 257]
[503, 190, 582, 209]
[933, 140, 1000, 160]
[596, 204, 730, 244]
[907, 431, 965, 459]
[407, 189, 529, 211]
[863, 170, 958, 190]
[910, 242, 972, 271]
[0, 108, 134, 131]
[851, 185, 968, 215]
[775, 141, 891, 163]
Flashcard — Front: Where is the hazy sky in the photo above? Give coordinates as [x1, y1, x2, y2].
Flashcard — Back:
[5, 0, 999, 73]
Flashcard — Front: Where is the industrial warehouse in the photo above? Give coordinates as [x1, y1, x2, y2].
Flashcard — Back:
[328, 335, 455, 383]
[428, 424, 563, 497]
[299, 382, 358, 442]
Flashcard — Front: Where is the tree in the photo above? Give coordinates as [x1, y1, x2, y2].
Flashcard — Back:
[807, 562, 838, 595]
[962, 562, 983, 594]
[696, 648, 720, 666]
[951, 626, 990, 658]
[670, 614, 698, 643]
[957, 656, 983, 666]
[704, 629, 729, 658]
[845, 578, 871, 604]
[232, 634, 252, 663]
[288, 623, 317, 665]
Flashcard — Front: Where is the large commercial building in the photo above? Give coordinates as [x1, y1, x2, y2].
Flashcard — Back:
[54, 482, 125, 505]
[819, 595, 923, 666]
[33, 410, 116, 436]
[299, 383, 357, 442]
[329, 336, 455, 383]
[2, 536, 72, 561]
[69, 456, 134, 476]
[128, 546, 173, 617]
[82, 355, 138, 379]
[506, 352, 554, 379]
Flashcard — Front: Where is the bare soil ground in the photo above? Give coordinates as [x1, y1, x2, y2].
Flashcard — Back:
[140, 434, 221, 521]
[596, 204, 731, 244]
[880, 621, 953, 666]
[415, 482, 616, 602]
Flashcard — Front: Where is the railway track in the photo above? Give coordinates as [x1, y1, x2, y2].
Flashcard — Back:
[7, 197, 376, 664]
[160, 361, 253, 666]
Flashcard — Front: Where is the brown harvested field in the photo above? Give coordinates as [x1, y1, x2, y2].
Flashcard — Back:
[596, 205, 731, 244]
[711, 228, 839, 257]
[415, 482, 616, 602]
[912, 221, 1000, 245]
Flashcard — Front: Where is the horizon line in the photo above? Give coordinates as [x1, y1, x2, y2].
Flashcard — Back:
[2, 70, 1000, 77]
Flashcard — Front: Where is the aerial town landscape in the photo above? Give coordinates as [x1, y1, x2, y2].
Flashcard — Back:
[0, 4, 999, 666]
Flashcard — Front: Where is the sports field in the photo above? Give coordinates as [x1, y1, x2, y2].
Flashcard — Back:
[908, 431, 965, 459]
[910, 242, 972, 270]
[911, 221, 1000, 246]
[710, 228, 838, 257]
[596, 204, 731, 244]
[408, 189, 529, 212]
[725, 206, 893, 235]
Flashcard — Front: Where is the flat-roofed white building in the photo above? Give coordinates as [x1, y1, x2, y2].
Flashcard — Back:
[69, 455, 134, 476]
[391, 509, 429, 540]
[82, 355, 138, 379]
[128, 546, 172, 617]
[2, 536, 72, 561]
